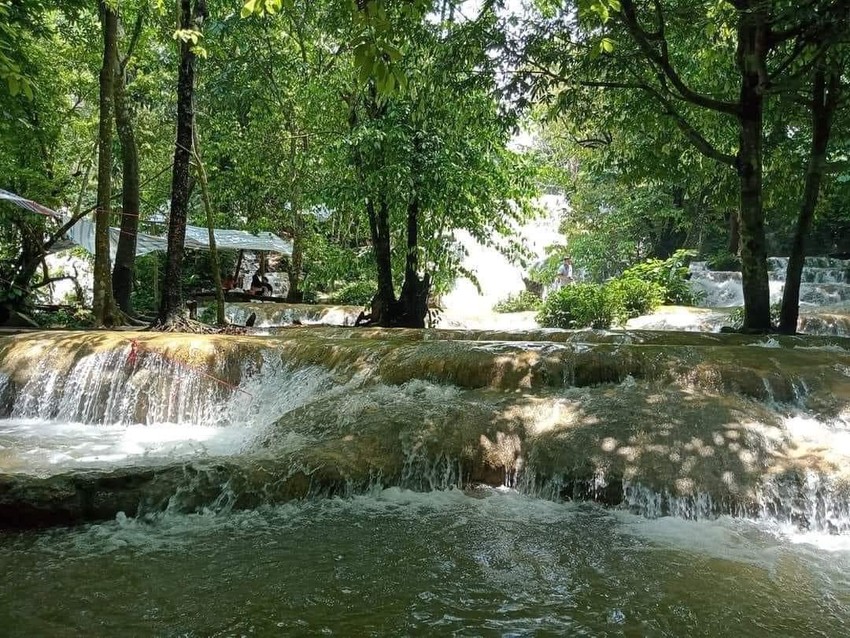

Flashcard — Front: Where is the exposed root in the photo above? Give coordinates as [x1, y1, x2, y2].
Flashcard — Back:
[149, 315, 249, 335]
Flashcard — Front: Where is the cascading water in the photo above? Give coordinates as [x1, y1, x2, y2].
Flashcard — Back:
[440, 195, 564, 329]
[689, 256, 850, 308]
[0, 343, 334, 477]
[2, 329, 850, 635]
[626, 257, 850, 335]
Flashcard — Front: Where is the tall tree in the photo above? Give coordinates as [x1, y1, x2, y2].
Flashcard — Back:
[518, 0, 849, 332]
[345, 5, 536, 327]
[112, 8, 145, 316]
[93, 0, 119, 326]
[159, 0, 206, 325]
[778, 64, 843, 333]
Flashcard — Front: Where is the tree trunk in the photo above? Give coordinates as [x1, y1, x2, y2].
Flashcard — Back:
[285, 133, 305, 303]
[111, 39, 141, 315]
[93, 0, 119, 327]
[392, 134, 430, 329]
[397, 195, 430, 328]
[779, 69, 840, 334]
[158, 0, 201, 325]
[735, 6, 771, 332]
[366, 198, 395, 326]
[192, 127, 226, 325]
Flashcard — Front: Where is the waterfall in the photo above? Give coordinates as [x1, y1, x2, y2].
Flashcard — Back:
[1, 329, 850, 533]
[6, 345, 333, 428]
[617, 472, 850, 534]
[690, 257, 850, 309]
[440, 195, 564, 329]
[10, 346, 230, 426]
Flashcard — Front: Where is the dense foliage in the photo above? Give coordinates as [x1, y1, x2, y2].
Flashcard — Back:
[620, 250, 700, 306]
[605, 277, 664, 320]
[327, 280, 377, 306]
[0, 0, 848, 332]
[535, 250, 697, 329]
[536, 283, 616, 329]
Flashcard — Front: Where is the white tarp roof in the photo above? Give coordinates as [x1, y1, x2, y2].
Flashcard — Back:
[0, 188, 292, 259]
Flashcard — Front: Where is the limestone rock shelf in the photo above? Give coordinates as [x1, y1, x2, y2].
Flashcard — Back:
[1, 328, 849, 528]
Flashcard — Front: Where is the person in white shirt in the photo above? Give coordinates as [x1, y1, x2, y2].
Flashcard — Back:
[555, 256, 574, 289]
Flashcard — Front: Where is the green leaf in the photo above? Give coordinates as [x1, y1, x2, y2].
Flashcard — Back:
[382, 43, 403, 62]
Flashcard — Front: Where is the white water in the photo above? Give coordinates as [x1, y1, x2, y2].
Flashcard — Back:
[690, 257, 850, 308]
[0, 348, 334, 475]
[0, 418, 253, 474]
[441, 218, 850, 333]
[440, 195, 564, 329]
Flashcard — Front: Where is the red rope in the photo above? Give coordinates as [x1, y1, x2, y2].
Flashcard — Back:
[127, 338, 254, 398]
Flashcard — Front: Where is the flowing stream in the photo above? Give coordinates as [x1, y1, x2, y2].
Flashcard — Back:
[2, 329, 850, 634]
[3, 489, 850, 637]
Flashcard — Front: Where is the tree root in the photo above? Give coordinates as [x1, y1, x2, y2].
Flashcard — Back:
[148, 315, 249, 335]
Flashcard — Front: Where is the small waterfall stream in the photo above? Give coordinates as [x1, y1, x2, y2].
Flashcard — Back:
[0, 341, 335, 478]
[624, 257, 850, 335]
[1, 329, 849, 530]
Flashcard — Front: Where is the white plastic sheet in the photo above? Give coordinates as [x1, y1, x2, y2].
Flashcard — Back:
[0, 188, 292, 258]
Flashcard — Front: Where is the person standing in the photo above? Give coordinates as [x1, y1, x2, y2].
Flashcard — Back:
[555, 256, 574, 289]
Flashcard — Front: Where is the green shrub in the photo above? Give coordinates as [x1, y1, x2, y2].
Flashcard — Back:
[32, 306, 94, 329]
[536, 283, 617, 329]
[493, 290, 542, 313]
[621, 249, 700, 305]
[328, 280, 376, 306]
[605, 277, 664, 319]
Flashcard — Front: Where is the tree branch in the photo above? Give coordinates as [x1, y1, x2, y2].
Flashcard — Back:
[619, 0, 740, 116]
[31, 275, 80, 290]
[768, 0, 822, 46]
[577, 77, 737, 166]
[120, 7, 147, 73]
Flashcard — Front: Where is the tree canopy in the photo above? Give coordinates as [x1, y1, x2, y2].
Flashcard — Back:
[0, 0, 847, 331]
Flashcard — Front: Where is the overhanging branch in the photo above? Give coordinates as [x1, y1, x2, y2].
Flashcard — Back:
[619, 0, 741, 116]
[577, 78, 737, 167]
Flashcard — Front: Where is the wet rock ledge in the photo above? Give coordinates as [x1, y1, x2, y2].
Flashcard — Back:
[1, 328, 849, 528]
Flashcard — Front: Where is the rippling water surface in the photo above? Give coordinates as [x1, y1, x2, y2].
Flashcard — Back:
[2, 488, 849, 637]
